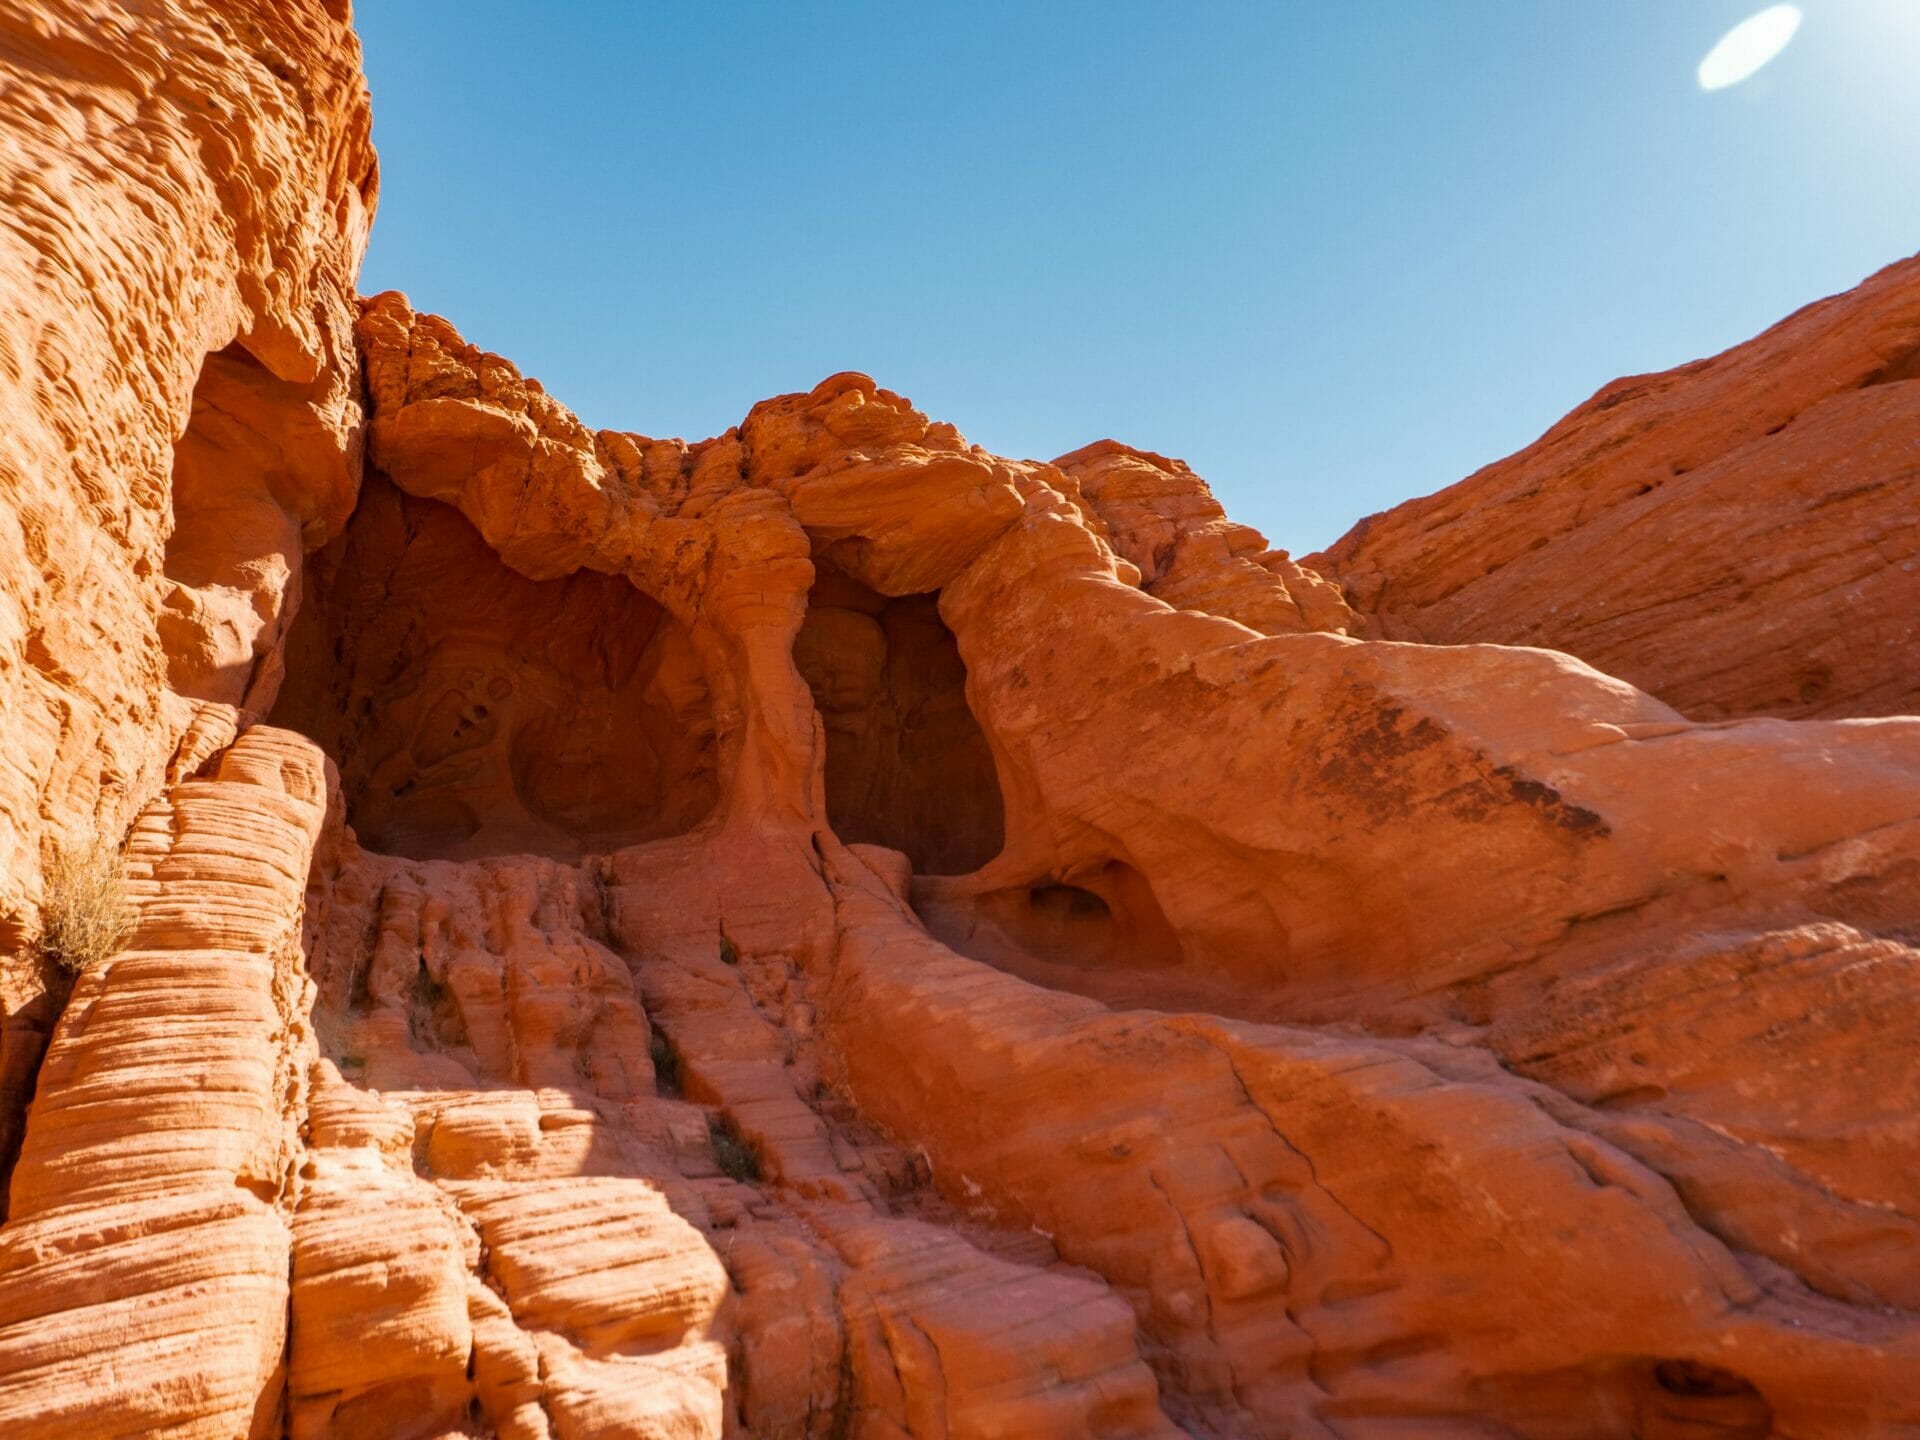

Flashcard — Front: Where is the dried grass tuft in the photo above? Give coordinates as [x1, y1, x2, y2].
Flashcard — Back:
[39, 842, 133, 975]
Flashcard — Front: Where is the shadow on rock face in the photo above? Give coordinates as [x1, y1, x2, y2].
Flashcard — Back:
[161, 342, 362, 711]
[270, 474, 719, 859]
[793, 558, 1003, 876]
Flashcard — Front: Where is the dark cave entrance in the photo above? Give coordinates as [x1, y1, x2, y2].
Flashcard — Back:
[269, 474, 718, 860]
[793, 559, 1004, 876]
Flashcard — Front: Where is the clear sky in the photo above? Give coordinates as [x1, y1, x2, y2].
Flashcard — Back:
[355, 3, 1920, 555]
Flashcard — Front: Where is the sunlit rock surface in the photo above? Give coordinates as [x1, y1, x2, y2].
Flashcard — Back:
[2, 3, 1919, 1436]
[1309, 257, 1920, 721]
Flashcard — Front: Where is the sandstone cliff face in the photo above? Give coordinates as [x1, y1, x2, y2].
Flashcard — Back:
[1309, 255, 1920, 721]
[3, 5, 1920, 1439]
[0, 0, 373, 1237]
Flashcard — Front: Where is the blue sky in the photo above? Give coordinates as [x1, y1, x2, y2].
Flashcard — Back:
[356, 3, 1920, 555]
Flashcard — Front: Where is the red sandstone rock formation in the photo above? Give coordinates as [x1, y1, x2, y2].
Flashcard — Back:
[2, 4, 1920, 1438]
[1309, 256, 1920, 720]
[0, 0, 374, 1207]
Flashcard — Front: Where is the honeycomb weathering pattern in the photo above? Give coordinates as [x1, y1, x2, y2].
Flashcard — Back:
[1, 2, 1919, 1436]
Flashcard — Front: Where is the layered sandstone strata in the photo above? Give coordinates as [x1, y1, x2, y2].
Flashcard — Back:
[1309, 257, 1920, 721]
[0, 0, 374, 1201]
[1, 3, 1919, 1438]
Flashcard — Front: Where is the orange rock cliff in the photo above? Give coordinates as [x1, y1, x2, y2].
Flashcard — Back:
[2, 4, 1919, 1438]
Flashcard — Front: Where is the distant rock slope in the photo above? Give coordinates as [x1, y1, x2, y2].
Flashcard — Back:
[1309, 256, 1920, 720]
[2, 4, 1920, 1439]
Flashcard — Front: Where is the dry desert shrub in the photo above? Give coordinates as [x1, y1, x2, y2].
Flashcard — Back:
[708, 1111, 762, 1183]
[38, 842, 133, 975]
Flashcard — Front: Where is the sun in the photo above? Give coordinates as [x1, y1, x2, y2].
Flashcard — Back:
[1698, 4, 1804, 90]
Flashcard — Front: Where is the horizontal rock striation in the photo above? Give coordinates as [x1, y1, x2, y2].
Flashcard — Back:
[0, 0, 375, 1214]
[0, 721, 328, 1439]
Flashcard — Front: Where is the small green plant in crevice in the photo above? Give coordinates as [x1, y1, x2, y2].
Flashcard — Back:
[708, 1112, 761, 1184]
[649, 1029, 683, 1097]
[37, 841, 133, 976]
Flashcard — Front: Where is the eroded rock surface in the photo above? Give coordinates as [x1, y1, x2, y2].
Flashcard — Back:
[0, 0, 374, 1207]
[2, 4, 1920, 1437]
[1309, 255, 1920, 721]
[0, 721, 328, 1439]
[272, 473, 720, 860]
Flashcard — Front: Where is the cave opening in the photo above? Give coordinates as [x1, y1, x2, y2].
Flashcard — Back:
[269, 474, 718, 860]
[792, 559, 1004, 876]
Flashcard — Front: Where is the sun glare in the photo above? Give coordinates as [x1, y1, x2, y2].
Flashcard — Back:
[1698, 5, 1804, 91]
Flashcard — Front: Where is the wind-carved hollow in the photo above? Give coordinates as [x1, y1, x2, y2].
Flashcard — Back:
[915, 860, 1186, 979]
[159, 342, 333, 708]
[1465, 1356, 1771, 1439]
[793, 559, 1004, 876]
[270, 474, 718, 860]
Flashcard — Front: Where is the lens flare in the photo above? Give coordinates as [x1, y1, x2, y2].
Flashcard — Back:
[1698, 5, 1803, 90]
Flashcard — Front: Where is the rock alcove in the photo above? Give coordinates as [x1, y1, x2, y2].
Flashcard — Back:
[270, 475, 720, 860]
[793, 558, 1004, 876]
